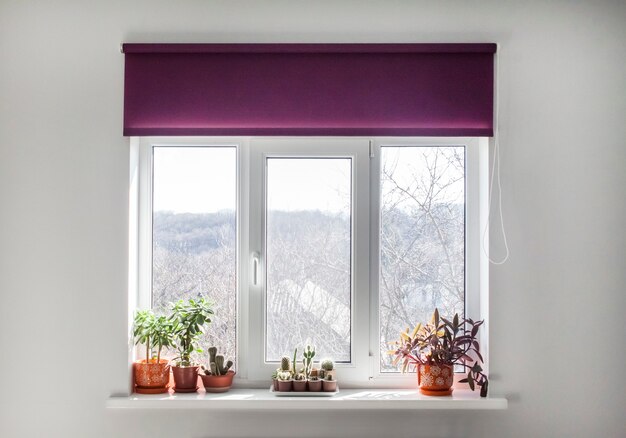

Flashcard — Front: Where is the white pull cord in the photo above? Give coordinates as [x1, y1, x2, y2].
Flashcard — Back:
[482, 48, 510, 265]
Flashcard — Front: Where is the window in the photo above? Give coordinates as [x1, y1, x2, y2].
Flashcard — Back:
[131, 137, 488, 386]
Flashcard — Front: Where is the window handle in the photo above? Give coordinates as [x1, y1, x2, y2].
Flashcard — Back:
[251, 252, 260, 286]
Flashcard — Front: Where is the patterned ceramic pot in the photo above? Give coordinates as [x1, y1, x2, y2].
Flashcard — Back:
[417, 364, 454, 396]
[134, 359, 170, 393]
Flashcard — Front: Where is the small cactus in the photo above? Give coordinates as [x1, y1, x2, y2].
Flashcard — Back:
[321, 359, 334, 371]
[302, 345, 316, 377]
[280, 355, 291, 372]
[277, 370, 292, 381]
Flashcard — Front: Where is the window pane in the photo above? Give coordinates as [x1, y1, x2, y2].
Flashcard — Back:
[379, 146, 465, 372]
[152, 147, 237, 365]
[266, 158, 351, 362]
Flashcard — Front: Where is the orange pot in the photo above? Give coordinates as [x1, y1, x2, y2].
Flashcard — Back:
[133, 359, 170, 394]
[417, 364, 454, 396]
[200, 370, 236, 393]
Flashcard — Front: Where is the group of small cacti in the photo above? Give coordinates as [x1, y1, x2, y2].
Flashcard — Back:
[272, 346, 337, 393]
[201, 346, 233, 376]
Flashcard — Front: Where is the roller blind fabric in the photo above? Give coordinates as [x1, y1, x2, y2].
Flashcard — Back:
[122, 43, 496, 136]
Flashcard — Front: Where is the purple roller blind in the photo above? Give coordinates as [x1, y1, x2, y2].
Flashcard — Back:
[122, 44, 496, 136]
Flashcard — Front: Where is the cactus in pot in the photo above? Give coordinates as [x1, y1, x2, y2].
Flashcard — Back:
[206, 346, 233, 376]
[320, 358, 335, 380]
[322, 369, 337, 392]
[302, 345, 315, 378]
[277, 370, 293, 392]
[199, 346, 236, 393]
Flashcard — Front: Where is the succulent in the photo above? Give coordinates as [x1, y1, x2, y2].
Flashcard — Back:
[292, 348, 298, 374]
[302, 345, 316, 377]
[207, 346, 233, 376]
[389, 308, 489, 397]
[294, 373, 306, 381]
[280, 355, 291, 372]
[321, 359, 334, 371]
[325, 373, 334, 381]
[277, 371, 292, 381]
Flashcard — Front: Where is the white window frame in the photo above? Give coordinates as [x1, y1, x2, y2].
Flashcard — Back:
[129, 136, 489, 389]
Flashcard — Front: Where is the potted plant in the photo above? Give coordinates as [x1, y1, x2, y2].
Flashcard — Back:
[302, 345, 320, 391]
[322, 372, 337, 392]
[276, 370, 293, 392]
[132, 310, 174, 394]
[293, 372, 307, 391]
[271, 369, 280, 391]
[319, 358, 335, 380]
[169, 297, 214, 393]
[200, 346, 235, 393]
[390, 308, 489, 397]
[307, 375, 322, 392]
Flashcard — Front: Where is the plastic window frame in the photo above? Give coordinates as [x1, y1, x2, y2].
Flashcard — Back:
[128, 136, 489, 389]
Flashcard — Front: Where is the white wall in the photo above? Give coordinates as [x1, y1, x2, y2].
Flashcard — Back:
[1, 1, 625, 437]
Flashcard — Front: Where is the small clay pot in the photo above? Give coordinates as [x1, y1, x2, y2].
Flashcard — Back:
[417, 364, 454, 396]
[272, 378, 279, 392]
[277, 380, 293, 392]
[322, 379, 337, 392]
[134, 359, 170, 393]
[292, 379, 307, 392]
[307, 379, 322, 392]
[200, 370, 236, 393]
[172, 365, 199, 392]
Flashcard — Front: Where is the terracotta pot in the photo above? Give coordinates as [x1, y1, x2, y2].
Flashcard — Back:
[272, 378, 279, 392]
[307, 379, 322, 392]
[134, 359, 170, 393]
[277, 380, 293, 392]
[417, 364, 454, 396]
[172, 365, 199, 392]
[292, 380, 307, 392]
[322, 379, 337, 392]
[200, 370, 236, 393]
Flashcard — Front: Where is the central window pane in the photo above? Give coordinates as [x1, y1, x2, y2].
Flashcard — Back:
[265, 158, 352, 362]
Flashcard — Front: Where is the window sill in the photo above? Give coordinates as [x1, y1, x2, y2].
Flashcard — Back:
[106, 388, 507, 410]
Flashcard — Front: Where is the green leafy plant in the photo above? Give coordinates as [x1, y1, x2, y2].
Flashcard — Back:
[133, 310, 174, 363]
[204, 346, 233, 376]
[389, 308, 489, 397]
[169, 297, 214, 366]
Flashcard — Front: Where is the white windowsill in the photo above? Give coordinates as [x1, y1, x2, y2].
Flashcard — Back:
[106, 388, 507, 410]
